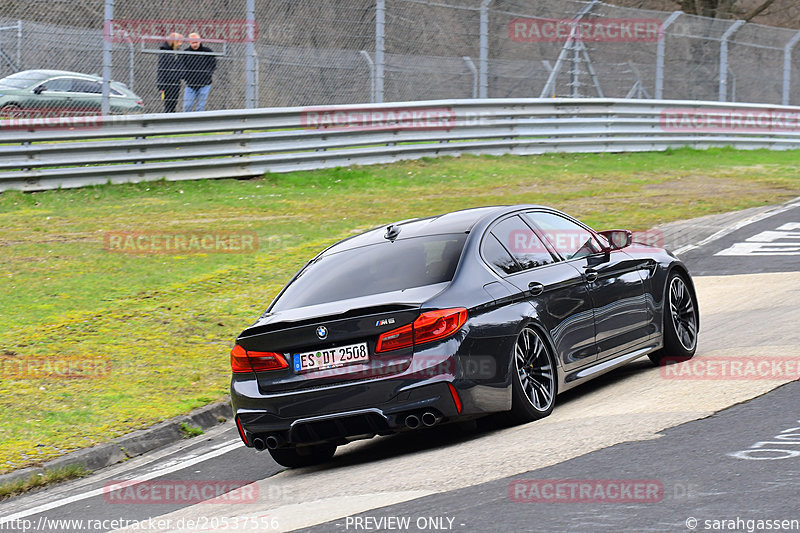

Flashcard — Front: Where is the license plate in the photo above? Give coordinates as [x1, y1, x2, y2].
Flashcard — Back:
[293, 342, 369, 373]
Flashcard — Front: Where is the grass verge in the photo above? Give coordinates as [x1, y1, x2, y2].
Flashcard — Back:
[0, 147, 798, 474]
[0, 464, 89, 501]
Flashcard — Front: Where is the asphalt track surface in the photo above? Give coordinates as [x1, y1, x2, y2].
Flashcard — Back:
[1, 201, 798, 533]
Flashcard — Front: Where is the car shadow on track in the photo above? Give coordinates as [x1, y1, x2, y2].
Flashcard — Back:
[278, 358, 658, 474]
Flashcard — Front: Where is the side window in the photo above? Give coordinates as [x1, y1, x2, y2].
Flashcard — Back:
[482, 233, 521, 275]
[72, 79, 102, 94]
[525, 212, 604, 260]
[490, 216, 556, 271]
[41, 78, 73, 92]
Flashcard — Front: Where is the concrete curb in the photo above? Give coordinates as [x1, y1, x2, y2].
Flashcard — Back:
[0, 399, 232, 489]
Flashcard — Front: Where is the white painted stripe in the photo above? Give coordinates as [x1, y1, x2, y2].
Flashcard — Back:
[0, 440, 243, 525]
[673, 198, 800, 256]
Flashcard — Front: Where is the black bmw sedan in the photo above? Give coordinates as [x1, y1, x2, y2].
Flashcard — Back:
[231, 205, 698, 467]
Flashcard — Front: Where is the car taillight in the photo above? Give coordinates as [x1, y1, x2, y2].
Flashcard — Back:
[230, 344, 288, 373]
[376, 308, 467, 353]
[376, 322, 414, 352]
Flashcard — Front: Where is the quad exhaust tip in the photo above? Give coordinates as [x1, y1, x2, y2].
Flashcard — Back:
[252, 435, 284, 451]
[421, 411, 442, 427]
[405, 411, 441, 429]
[404, 414, 420, 429]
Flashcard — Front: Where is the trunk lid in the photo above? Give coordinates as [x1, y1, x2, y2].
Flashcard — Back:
[237, 283, 447, 391]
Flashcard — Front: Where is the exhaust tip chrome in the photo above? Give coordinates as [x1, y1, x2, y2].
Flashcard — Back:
[405, 414, 421, 429]
[252, 437, 267, 451]
[421, 411, 441, 427]
[265, 435, 281, 450]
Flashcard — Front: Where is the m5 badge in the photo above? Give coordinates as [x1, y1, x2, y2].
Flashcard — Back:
[376, 318, 396, 327]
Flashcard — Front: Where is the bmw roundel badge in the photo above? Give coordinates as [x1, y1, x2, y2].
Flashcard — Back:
[316, 326, 328, 339]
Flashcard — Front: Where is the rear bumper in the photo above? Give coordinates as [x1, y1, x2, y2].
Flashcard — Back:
[234, 380, 459, 447]
[231, 340, 514, 447]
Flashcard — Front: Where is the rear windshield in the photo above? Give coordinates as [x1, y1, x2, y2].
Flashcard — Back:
[270, 233, 467, 311]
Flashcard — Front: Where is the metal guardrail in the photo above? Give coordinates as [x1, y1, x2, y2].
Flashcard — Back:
[2, 98, 800, 192]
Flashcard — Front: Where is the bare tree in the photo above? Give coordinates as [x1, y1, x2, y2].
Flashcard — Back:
[614, 0, 798, 27]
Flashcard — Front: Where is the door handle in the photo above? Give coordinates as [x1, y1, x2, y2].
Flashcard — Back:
[583, 268, 598, 283]
[528, 282, 544, 296]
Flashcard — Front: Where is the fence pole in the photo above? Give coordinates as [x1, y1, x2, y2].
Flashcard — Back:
[479, 0, 491, 99]
[782, 30, 800, 105]
[101, 0, 114, 116]
[16, 21, 21, 71]
[719, 20, 744, 102]
[655, 11, 681, 100]
[245, 0, 256, 108]
[375, 0, 385, 103]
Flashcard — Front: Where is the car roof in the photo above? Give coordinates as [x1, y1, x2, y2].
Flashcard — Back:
[316, 205, 550, 258]
[17, 69, 99, 79]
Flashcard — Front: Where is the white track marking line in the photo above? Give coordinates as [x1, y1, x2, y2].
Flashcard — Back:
[0, 440, 242, 524]
[673, 198, 800, 255]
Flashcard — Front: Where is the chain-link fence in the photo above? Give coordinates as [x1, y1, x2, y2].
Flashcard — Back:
[2, 0, 800, 116]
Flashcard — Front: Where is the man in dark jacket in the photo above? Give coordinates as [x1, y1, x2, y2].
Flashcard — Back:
[156, 32, 183, 113]
[182, 32, 217, 112]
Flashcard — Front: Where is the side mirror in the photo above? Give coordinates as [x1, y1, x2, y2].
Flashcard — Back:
[33, 85, 46, 94]
[598, 229, 632, 251]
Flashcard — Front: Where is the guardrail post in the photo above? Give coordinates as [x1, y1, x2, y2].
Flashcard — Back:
[655, 11, 681, 100]
[479, 0, 491, 99]
[375, 0, 385, 103]
[101, 0, 114, 116]
[719, 20, 745, 102]
[463, 56, 478, 98]
[245, 0, 256, 108]
[782, 30, 800, 105]
[360, 50, 376, 102]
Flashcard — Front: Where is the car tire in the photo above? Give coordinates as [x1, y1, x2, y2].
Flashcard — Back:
[268, 443, 337, 468]
[0, 104, 21, 118]
[649, 271, 698, 366]
[505, 325, 557, 424]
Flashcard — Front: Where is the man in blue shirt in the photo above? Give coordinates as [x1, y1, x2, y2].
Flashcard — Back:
[182, 32, 217, 112]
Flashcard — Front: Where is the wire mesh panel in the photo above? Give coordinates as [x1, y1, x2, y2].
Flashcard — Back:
[384, 0, 482, 102]
[2, 0, 800, 115]
[726, 23, 799, 105]
[254, 0, 375, 107]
